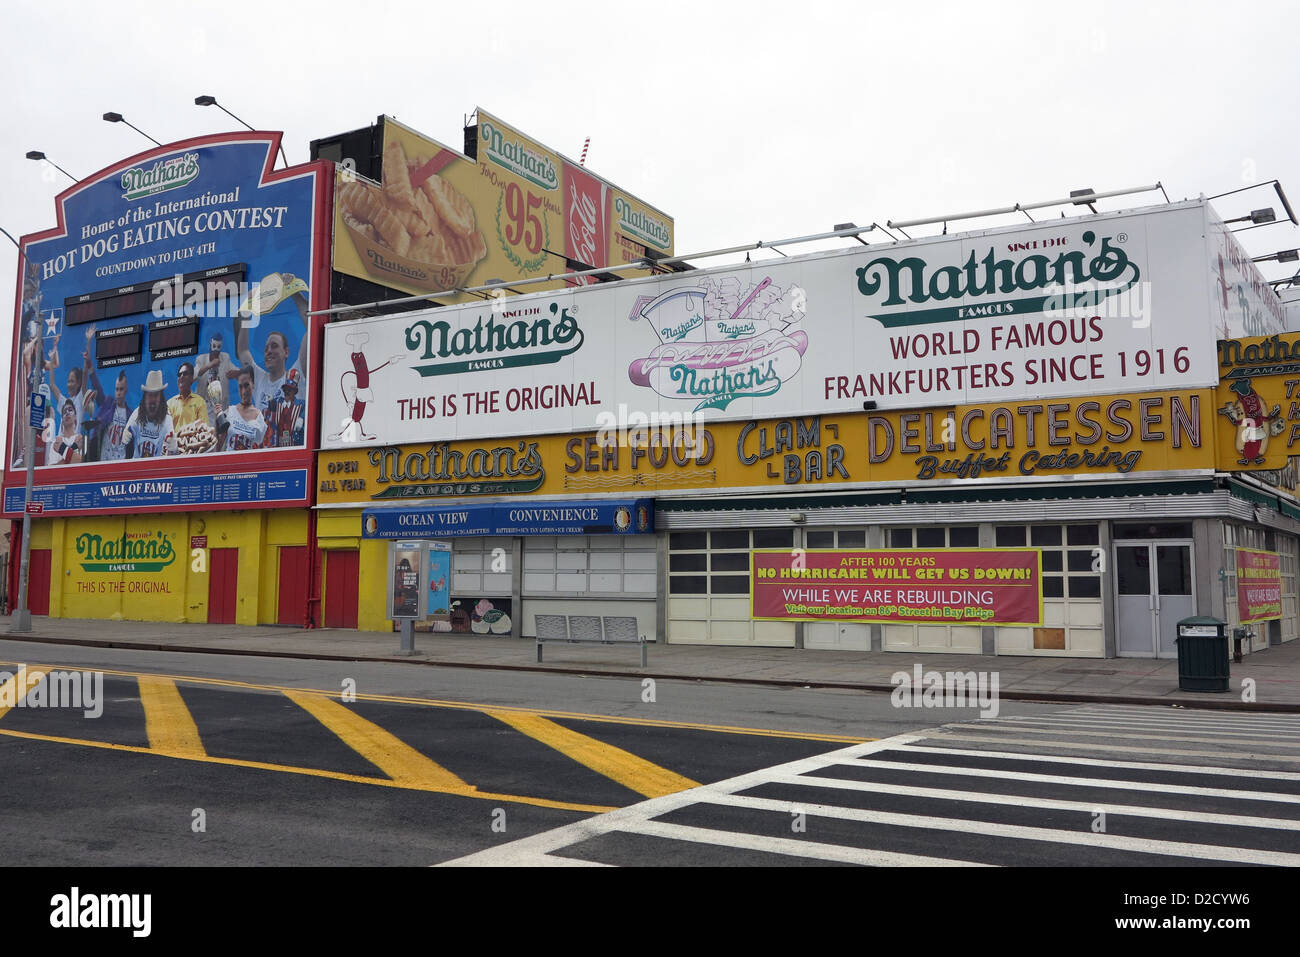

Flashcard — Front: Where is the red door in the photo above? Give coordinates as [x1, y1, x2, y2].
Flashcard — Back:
[208, 548, 238, 624]
[324, 550, 360, 629]
[277, 546, 309, 627]
[29, 549, 51, 616]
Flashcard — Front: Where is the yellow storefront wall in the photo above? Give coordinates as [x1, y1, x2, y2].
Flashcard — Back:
[38, 509, 308, 625]
[317, 508, 389, 632]
[317, 390, 1220, 507]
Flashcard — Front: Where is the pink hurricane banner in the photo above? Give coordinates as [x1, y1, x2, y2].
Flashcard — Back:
[752, 549, 1042, 625]
[1236, 548, 1282, 624]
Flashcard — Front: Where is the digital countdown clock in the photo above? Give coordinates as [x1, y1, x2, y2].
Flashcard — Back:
[63, 262, 246, 326]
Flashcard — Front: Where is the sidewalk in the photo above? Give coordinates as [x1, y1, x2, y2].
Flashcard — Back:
[3, 615, 1299, 712]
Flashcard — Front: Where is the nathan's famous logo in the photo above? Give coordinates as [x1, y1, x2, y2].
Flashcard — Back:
[627, 276, 808, 413]
[366, 441, 546, 498]
[479, 120, 558, 191]
[614, 197, 671, 251]
[855, 230, 1140, 328]
[75, 530, 176, 572]
[120, 152, 200, 201]
[403, 302, 584, 377]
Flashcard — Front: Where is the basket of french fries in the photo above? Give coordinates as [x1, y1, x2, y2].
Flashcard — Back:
[338, 140, 487, 294]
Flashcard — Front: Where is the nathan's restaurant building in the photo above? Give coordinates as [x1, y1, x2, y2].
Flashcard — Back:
[315, 197, 1300, 658]
[7, 104, 672, 628]
[5, 132, 332, 625]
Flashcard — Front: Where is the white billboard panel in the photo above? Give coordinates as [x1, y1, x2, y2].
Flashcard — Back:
[323, 200, 1225, 448]
[1206, 205, 1290, 339]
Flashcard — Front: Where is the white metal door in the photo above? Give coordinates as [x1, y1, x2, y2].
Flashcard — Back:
[1115, 541, 1195, 658]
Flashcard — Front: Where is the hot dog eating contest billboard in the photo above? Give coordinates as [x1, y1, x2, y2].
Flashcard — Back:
[5, 132, 331, 516]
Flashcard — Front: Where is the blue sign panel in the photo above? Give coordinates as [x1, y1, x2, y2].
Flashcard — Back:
[3, 469, 308, 513]
[12, 134, 316, 473]
[362, 499, 655, 539]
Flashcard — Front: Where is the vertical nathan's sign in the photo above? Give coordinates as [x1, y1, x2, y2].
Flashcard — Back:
[1236, 548, 1282, 624]
[5, 132, 328, 516]
[1215, 333, 1300, 472]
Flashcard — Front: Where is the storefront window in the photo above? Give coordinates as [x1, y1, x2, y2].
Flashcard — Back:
[995, 523, 1102, 600]
[668, 528, 787, 596]
[807, 529, 866, 548]
[523, 535, 656, 597]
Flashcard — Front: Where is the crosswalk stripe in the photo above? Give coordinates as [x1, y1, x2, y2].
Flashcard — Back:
[1061, 712, 1300, 731]
[438, 735, 923, 866]
[1070, 705, 1300, 724]
[0, 667, 47, 720]
[286, 690, 473, 792]
[895, 743, 1300, 780]
[697, 792, 1300, 865]
[990, 715, 1300, 738]
[137, 676, 205, 758]
[614, 819, 992, 866]
[838, 756, 1300, 803]
[925, 731, 1300, 763]
[769, 771, 1300, 830]
[486, 710, 699, 799]
[942, 722, 1300, 750]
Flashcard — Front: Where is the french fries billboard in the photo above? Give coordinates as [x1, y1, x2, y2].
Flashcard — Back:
[331, 113, 673, 300]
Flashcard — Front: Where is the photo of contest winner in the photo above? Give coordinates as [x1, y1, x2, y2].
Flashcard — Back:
[125, 370, 177, 459]
[219, 367, 269, 451]
[232, 272, 309, 417]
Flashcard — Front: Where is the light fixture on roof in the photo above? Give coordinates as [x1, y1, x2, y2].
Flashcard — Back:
[102, 112, 162, 147]
[1225, 208, 1277, 225]
[195, 95, 288, 168]
[1070, 188, 1099, 214]
[833, 222, 871, 246]
[25, 150, 78, 183]
[1252, 249, 1299, 264]
[1209, 180, 1298, 226]
[886, 183, 1163, 232]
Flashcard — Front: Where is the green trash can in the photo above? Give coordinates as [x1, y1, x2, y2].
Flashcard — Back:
[1175, 616, 1230, 692]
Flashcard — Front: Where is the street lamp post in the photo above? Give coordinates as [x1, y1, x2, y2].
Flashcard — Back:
[102, 112, 162, 147]
[10, 352, 41, 633]
[25, 151, 79, 184]
[195, 95, 289, 168]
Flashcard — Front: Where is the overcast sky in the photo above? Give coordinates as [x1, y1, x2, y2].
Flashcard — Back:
[3, 0, 1298, 429]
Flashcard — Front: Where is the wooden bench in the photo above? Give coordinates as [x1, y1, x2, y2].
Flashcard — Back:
[535, 614, 648, 666]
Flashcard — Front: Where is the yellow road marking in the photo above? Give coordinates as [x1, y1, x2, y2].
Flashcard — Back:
[285, 690, 473, 791]
[0, 660, 869, 744]
[0, 667, 48, 720]
[0, 726, 612, 814]
[137, 676, 206, 758]
[488, 710, 699, 799]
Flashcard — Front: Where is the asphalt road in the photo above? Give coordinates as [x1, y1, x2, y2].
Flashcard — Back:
[1, 639, 1296, 872]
